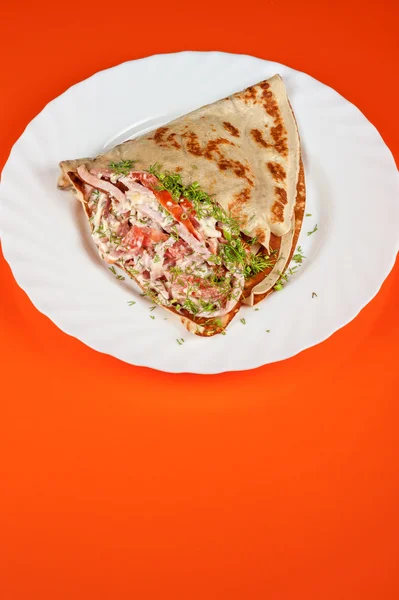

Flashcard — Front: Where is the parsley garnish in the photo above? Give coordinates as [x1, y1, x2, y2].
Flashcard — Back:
[240, 318, 246, 325]
[153, 254, 161, 263]
[306, 213, 312, 217]
[127, 301, 136, 306]
[176, 338, 185, 345]
[266, 329, 270, 333]
[150, 315, 155, 320]
[109, 160, 137, 176]
[307, 224, 318, 236]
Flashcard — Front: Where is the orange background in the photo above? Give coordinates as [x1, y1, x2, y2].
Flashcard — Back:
[1, 1, 398, 598]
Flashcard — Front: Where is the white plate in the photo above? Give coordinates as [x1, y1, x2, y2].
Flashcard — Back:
[1, 52, 398, 373]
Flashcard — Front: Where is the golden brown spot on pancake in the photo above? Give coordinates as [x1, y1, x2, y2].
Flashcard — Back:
[175, 166, 183, 173]
[275, 186, 288, 205]
[150, 127, 182, 149]
[153, 126, 169, 143]
[223, 121, 240, 137]
[166, 132, 181, 149]
[241, 85, 258, 103]
[205, 138, 234, 159]
[251, 129, 269, 148]
[255, 228, 266, 244]
[260, 81, 280, 119]
[228, 188, 251, 223]
[267, 162, 286, 181]
[232, 187, 251, 205]
[183, 131, 202, 156]
[271, 124, 288, 157]
[183, 132, 234, 159]
[270, 201, 284, 223]
[218, 159, 253, 186]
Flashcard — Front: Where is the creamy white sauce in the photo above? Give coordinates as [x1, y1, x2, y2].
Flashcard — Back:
[198, 216, 221, 238]
[92, 192, 107, 230]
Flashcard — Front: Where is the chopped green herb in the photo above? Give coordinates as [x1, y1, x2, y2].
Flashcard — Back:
[150, 315, 155, 320]
[244, 252, 274, 277]
[274, 283, 284, 291]
[255, 308, 259, 311]
[266, 329, 270, 333]
[109, 160, 137, 176]
[199, 299, 218, 313]
[312, 292, 318, 298]
[183, 298, 200, 315]
[176, 338, 183, 345]
[221, 331, 227, 335]
[109, 266, 125, 281]
[306, 213, 312, 217]
[170, 226, 179, 240]
[127, 301, 136, 306]
[240, 318, 246, 325]
[153, 254, 161, 263]
[307, 224, 318, 236]
[292, 246, 306, 264]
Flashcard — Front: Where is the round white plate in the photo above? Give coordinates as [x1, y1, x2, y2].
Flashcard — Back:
[1, 52, 398, 373]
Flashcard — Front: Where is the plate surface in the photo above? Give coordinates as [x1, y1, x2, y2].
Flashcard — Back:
[1, 52, 398, 373]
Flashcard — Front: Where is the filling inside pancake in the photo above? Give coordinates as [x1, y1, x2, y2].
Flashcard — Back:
[75, 160, 277, 320]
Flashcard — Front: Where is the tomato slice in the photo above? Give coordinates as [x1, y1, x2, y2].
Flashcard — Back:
[123, 225, 168, 251]
[152, 189, 202, 241]
[180, 198, 196, 215]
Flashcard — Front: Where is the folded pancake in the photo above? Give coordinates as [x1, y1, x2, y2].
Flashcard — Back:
[58, 74, 305, 334]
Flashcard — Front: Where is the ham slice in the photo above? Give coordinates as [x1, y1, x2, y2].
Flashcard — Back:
[77, 165, 126, 204]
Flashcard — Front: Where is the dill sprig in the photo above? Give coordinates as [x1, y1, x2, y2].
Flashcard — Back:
[244, 253, 274, 277]
[108, 266, 125, 281]
[109, 160, 137, 176]
[292, 246, 305, 264]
